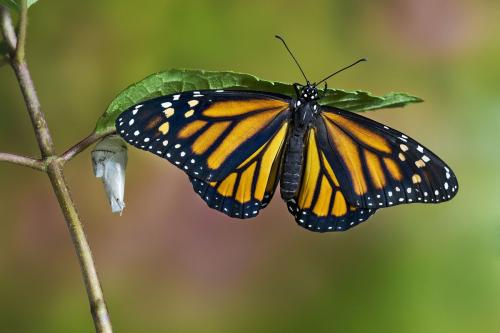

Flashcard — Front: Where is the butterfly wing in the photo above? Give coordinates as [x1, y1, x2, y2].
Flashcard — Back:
[190, 121, 288, 218]
[287, 128, 378, 232]
[116, 90, 291, 182]
[316, 106, 458, 209]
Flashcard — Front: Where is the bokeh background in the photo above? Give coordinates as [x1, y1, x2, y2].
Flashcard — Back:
[1, 0, 499, 332]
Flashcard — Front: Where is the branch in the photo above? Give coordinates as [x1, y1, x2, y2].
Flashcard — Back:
[1, 6, 113, 332]
[60, 128, 117, 164]
[0, 152, 45, 171]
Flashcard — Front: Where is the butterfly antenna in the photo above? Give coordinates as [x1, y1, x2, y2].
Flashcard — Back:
[275, 35, 309, 83]
[315, 58, 367, 86]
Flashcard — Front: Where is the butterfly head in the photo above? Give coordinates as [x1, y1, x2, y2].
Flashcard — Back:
[299, 84, 319, 102]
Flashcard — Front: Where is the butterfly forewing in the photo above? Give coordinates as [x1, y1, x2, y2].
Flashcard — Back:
[116, 90, 291, 182]
[316, 106, 458, 209]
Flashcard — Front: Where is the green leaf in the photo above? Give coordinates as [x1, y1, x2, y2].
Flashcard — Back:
[0, 0, 39, 11]
[95, 69, 423, 135]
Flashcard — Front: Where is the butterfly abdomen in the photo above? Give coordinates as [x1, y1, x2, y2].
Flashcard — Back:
[280, 132, 305, 200]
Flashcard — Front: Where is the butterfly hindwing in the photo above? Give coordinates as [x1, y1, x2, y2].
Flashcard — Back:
[287, 128, 377, 232]
[116, 90, 291, 182]
[190, 121, 288, 218]
[316, 106, 458, 209]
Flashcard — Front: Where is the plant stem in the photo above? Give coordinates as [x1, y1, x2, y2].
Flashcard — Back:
[12, 60, 56, 157]
[1, 4, 113, 332]
[46, 159, 113, 333]
[60, 128, 116, 164]
[0, 152, 45, 171]
[15, 0, 27, 62]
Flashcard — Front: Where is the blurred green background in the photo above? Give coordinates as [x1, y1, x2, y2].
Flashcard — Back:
[1, 0, 499, 332]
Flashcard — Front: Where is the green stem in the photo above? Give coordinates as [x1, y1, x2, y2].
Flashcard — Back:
[15, 0, 27, 62]
[0, 5, 113, 332]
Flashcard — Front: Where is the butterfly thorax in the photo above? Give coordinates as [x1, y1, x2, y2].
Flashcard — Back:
[280, 84, 320, 200]
[293, 84, 320, 127]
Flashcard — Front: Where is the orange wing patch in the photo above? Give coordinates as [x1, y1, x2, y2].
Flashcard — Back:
[216, 173, 237, 196]
[332, 191, 347, 217]
[192, 121, 231, 154]
[312, 176, 332, 217]
[322, 118, 367, 195]
[235, 162, 257, 203]
[383, 157, 402, 181]
[298, 129, 321, 208]
[178, 120, 207, 139]
[203, 99, 288, 117]
[364, 150, 386, 189]
[323, 112, 391, 153]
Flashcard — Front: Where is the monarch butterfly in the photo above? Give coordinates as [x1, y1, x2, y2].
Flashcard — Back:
[115, 36, 458, 232]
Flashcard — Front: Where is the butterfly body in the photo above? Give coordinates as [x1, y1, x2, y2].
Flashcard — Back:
[280, 83, 320, 200]
[116, 84, 458, 232]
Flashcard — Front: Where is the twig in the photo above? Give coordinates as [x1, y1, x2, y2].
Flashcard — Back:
[0, 4, 113, 332]
[0, 152, 45, 171]
[60, 127, 116, 164]
[15, 0, 27, 62]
